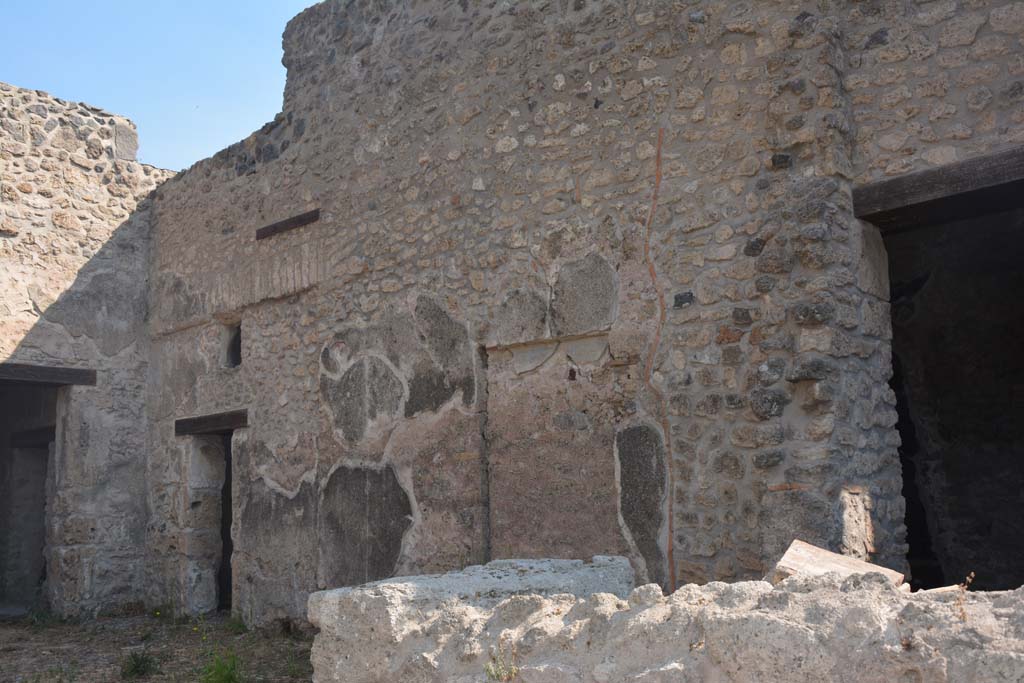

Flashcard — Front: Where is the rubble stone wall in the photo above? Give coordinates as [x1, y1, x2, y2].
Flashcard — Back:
[145, 0, 1024, 624]
[846, 0, 1024, 182]
[308, 561, 1024, 683]
[0, 82, 172, 615]
[5, 0, 1023, 620]
[143, 0, 906, 625]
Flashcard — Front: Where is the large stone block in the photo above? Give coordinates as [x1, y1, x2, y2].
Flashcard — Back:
[309, 571, 1024, 683]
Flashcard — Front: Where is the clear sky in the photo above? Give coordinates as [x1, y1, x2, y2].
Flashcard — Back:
[2, 1, 318, 171]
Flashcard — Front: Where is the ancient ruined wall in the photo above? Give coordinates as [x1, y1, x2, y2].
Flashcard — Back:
[147, 0, 913, 625]
[309, 565, 1024, 683]
[0, 83, 172, 615]
[845, 1, 1024, 182]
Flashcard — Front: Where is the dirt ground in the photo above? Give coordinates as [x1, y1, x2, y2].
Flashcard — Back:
[0, 611, 313, 683]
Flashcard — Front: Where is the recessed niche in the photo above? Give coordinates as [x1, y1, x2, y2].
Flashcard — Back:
[224, 324, 242, 368]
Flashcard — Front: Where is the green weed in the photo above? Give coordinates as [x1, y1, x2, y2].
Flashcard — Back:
[200, 651, 243, 683]
[120, 650, 159, 679]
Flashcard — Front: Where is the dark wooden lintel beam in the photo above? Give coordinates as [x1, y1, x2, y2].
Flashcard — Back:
[254, 209, 321, 240]
[854, 146, 1024, 232]
[174, 409, 248, 436]
[0, 363, 97, 386]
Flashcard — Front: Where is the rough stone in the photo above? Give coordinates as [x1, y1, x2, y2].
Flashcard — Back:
[550, 252, 617, 336]
[308, 570, 1024, 683]
[3, 0, 1023, 625]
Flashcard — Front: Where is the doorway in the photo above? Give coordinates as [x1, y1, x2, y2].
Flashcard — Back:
[885, 207, 1024, 590]
[217, 433, 233, 611]
[0, 384, 58, 612]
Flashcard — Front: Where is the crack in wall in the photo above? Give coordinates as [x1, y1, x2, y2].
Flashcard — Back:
[640, 127, 675, 591]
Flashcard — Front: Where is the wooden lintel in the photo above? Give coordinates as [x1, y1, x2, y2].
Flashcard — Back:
[0, 363, 96, 386]
[10, 426, 56, 448]
[174, 409, 248, 436]
[254, 209, 321, 240]
[854, 147, 1024, 233]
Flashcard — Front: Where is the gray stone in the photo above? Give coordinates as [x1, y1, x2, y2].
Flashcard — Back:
[113, 122, 138, 160]
[493, 288, 548, 345]
[616, 425, 667, 588]
[749, 388, 791, 420]
[550, 253, 617, 336]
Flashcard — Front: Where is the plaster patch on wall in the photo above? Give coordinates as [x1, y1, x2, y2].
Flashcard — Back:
[317, 464, 412, 588]
[615, 424, 668, 589]
[550, 253, 618, 337]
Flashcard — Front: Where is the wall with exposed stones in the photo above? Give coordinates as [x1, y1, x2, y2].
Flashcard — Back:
[846, 0, 1024, 182]
[308, 560, 1024, 683]
[4, 0, 1023, 621]
[0, 82, 173, 615]
[142, 0, 909, 626]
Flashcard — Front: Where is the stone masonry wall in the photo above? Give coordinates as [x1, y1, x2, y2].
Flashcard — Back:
[3, 0, 1021, 622]
[0, 82, 173, 615]
[144, 0, 910, 626]
[845, 0, 1024, 182]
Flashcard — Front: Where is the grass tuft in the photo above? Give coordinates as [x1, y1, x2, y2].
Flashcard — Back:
[225, 616, 247, 635]
[120, 650, 159, 679]
[201, 651, 243, 683]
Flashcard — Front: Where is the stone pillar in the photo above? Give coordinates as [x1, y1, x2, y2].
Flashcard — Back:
[662, 5, 906, 584]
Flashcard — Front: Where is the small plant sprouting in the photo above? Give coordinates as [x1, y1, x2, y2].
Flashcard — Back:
[201, 651, 243, 683]
[955, 571, 976, 622]
[284, 649, 313, 679]
[484, 642, 520, 682]
[120, 650, 159, 679]
[26, 604, 63, 631]
[226, 615, 248, 635]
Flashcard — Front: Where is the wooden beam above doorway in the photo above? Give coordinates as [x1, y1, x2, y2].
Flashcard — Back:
[0, 363, 97, 386]
[174, 409, 249, 436]
[854, 146, 1024, 233]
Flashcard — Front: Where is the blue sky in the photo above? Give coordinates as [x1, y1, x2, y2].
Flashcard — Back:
[3, 1, 317, 171]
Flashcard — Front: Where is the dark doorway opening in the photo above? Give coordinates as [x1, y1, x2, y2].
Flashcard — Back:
[176, 410, 246, 613]
[885, 207, 1024, 590]
[0, 384, 59, 612]
[218, 433, 233, 611]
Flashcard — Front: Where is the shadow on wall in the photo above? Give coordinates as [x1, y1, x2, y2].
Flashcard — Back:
[1, 192, 160, 616]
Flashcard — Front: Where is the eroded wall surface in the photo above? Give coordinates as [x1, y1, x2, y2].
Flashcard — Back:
[145, 0, 912, 625]
[0, 82, 173, 615]
[4, 0, 1023, 620]
[309, 565, 1024, 683]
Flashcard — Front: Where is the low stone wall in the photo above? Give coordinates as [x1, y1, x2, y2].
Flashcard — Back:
[309, 558, 1024, 683]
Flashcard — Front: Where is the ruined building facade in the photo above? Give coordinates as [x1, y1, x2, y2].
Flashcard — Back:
[2, 0, 1023, 625]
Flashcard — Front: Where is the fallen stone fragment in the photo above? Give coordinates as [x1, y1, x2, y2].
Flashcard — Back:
[769, 538, 904, 586]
